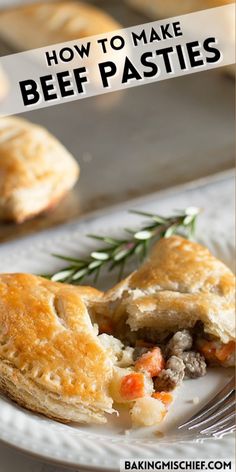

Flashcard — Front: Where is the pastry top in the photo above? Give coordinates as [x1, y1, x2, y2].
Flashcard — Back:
[106, 236, 235, 343]
[0, 1, 121, 51]
[107, 236, 235, 297]
[130, 236, 234, 296]
[126, 0, 233, 19]
[0, 273, 111, 406]
[0, 117, 79, 222]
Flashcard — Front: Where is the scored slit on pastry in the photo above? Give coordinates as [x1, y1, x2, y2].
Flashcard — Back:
[0, 236, 235, 427]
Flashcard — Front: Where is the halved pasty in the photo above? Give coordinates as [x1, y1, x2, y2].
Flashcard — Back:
[94, 236, 235, 425]
[0, 1, 121, 51]
[0, 116, 79, 223]
[0, 273, 162, 426]
[96, 235, 235, 403]
[103, 236, 235, 347]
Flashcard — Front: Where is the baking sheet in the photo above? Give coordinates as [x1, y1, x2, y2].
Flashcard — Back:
[0, 0, 234, 243]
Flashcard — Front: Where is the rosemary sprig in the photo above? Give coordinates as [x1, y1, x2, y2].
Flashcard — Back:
[46, 207, 200, 285]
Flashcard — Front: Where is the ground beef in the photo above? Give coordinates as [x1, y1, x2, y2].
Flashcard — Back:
[180, 351, 207, 379]
[154, 356, 185, 392]
[165, 330, 193, 357]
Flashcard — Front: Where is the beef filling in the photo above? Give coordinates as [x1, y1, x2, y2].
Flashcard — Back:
[132, 328, 208, 392]
[165, 329, 193, 357]
[112, 319, 226, 393]
[180, 351, 207, 379]
[154, 356, 185, 392]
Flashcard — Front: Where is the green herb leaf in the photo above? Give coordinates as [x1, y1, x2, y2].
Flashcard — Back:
[45, 207, 200, 285]
[91, 251, 110, 261]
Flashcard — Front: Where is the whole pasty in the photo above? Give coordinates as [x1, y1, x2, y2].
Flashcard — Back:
[0, 116, 79, 223]
[0, 1, 121, 51]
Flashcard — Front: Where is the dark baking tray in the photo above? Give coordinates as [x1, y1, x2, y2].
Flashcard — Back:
[0, 0, 234, 243]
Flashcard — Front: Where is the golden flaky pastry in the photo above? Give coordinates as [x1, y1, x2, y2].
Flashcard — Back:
[0, 273, 114, 424]
[0, 273, 156, 426]
[103, 236, 235, 345]
[0, 1, 121, 51]
[0, 116, 79, 223]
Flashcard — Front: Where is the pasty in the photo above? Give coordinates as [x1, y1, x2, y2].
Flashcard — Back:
[0, 116, 79, 223]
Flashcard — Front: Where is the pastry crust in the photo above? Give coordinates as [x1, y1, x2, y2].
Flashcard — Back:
[0, 116, 79, 223]
[0, 1, 121, 51]
[104, 236, 235, 344]
[0, 273, 113, 423]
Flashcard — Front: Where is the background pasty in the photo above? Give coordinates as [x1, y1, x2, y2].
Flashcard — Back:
[0, 1, 121, 51]
[0, 116, 79, 223]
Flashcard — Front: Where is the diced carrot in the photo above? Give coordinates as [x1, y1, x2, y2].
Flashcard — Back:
[152, 392, 173, 408]
[215, 341, 235, 363]
[120, 372, 145, 401]
[198, 339, 235, 365]
[198, 341, 216, 362]
[134, 347, 165, 377]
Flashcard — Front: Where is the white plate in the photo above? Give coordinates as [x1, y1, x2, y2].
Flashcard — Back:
[0, 179, 235, 470]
